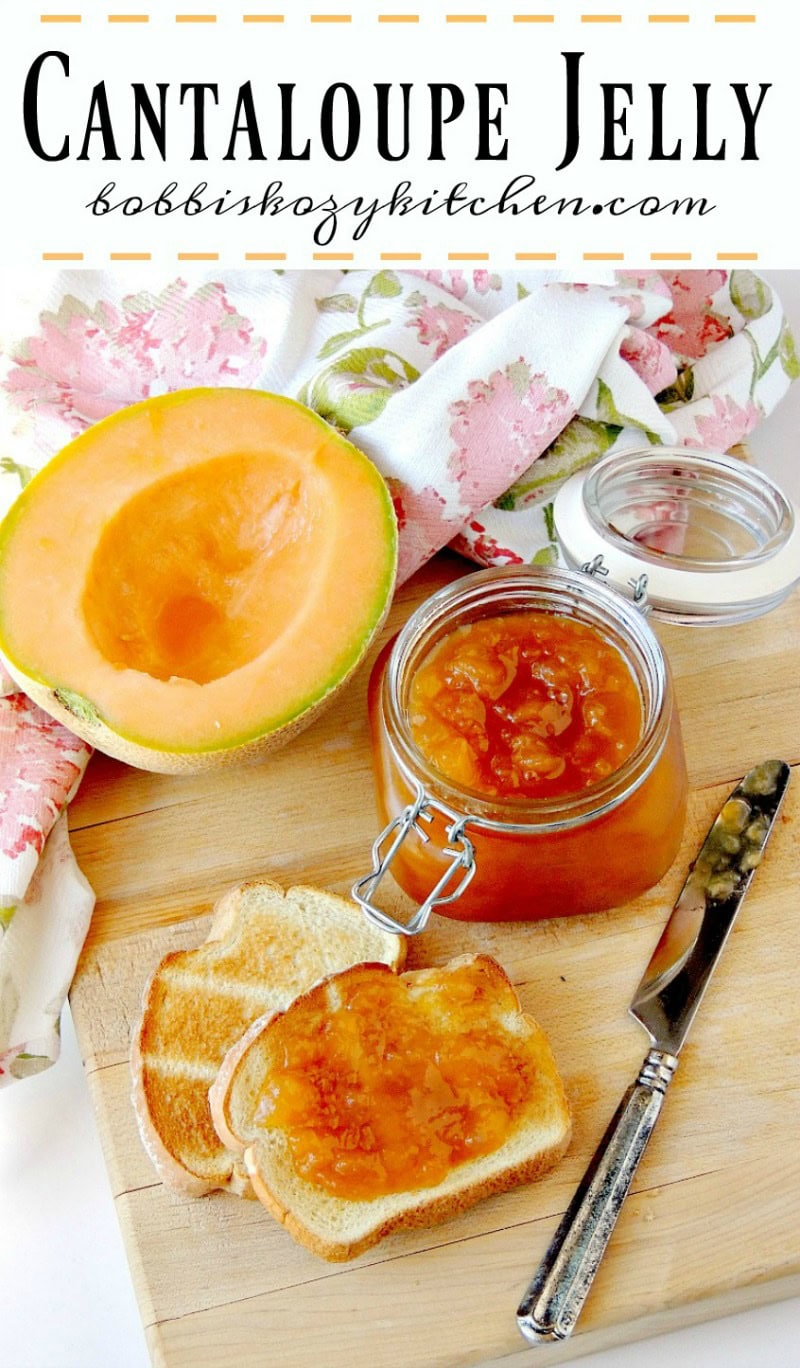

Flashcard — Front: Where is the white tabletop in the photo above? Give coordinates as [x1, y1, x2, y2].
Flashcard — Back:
[2, 271, 800, 1368]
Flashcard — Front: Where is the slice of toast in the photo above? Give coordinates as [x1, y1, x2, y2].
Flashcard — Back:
[210, 954, 571, 1259]
[131, 880, 405, 1197]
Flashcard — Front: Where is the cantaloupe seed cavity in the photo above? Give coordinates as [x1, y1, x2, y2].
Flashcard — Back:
[81, 451, 320, 686]
[0, 387, 397, 771]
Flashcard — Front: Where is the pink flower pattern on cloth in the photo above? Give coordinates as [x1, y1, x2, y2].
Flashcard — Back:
[0, 694, 91, 875]
[404, 299, 479, 360]
[619, 329, 678, 397]
[448, 361, 574, 507]
[5, 280, 268, 444]
[0, 265, 795, 1084]
[409, 268, 503, 301]
[386, 481, 460, 582]
[647, 269, 732, 362]
[683, 394, 761, 451]
[0, 695, 93, 1084]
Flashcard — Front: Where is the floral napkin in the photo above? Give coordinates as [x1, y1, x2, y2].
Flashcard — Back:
[0, 266, 795, 1084]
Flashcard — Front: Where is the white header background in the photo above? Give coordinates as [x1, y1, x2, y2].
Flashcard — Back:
[1, 1, 797, 266]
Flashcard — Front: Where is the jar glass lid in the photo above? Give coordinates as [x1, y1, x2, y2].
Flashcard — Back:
[553, 447, 800, 624]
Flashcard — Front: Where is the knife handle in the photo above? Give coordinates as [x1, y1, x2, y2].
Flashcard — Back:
[517, 1047, 678, 1345]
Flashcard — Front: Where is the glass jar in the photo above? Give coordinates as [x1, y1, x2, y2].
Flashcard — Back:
[354, 447, 799, 936]
[555, 447, 799, 624]
[357, 566, 688, 933]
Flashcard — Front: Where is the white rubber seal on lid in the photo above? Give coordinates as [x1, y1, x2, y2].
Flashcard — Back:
[553, 447, 800, 624]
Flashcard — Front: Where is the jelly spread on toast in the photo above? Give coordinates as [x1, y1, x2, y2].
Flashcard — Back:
[256, 960, 538, 1201]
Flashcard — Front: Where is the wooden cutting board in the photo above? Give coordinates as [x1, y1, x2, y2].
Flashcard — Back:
[68, 552, 800, 1368]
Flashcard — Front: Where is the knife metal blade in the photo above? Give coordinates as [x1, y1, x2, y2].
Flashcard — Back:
[630, 758, 790, 1056]
[517, 759, 790, 1346]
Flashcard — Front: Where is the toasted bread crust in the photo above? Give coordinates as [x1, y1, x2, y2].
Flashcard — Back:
[246, 1132, 571, 1262]
[208, 1004, 284, 1157]
[211, 954, 571, 1259]
[131, 882, 404, 1196]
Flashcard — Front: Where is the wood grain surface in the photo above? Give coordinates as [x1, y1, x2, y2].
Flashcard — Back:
[68, 553, 800, 1367]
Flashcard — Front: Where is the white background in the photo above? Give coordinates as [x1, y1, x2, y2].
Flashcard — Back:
[2, 2, 799, 264]
[1, 274, 799, 1368]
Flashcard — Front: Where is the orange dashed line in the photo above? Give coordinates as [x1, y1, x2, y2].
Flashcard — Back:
[516, 252, 557, 261]
[175, 12, 216, 21]
[584, 251, 624, 261]
[40, 13, 82, 20]
[108, 13, 149, 20]
[42, 252, 84, 260]
[715, 13, 755, 21]
[380, 252, 422, 260]
[245, 252, 288, 260]
[110, 252, 152, 260]
[651, 251, 692, 261]
[313, 252, 354, 260]
[177, 251, 220, 260]
[242, 12, 284, 18]
[448, 251, 489, 261]
[377, 12, 419, 20]
[717, 251, 758, 261]
[513, 13, 555, 21]
[648, 13, 689, 20]
[446, 13, 487, 20]
[310, 13, 351, 20]
[581, 12, 622, 20]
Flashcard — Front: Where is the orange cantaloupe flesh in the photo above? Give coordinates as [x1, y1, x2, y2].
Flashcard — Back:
[0, 389, 397, 770]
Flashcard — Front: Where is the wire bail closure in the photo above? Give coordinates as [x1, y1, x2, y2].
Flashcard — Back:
[352, 782, 476, 937]
[582, 553, 649, 613]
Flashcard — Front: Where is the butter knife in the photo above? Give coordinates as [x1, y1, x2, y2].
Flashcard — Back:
[517, 758, 791, 1345]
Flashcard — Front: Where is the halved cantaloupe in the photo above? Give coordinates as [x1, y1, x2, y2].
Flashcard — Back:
[0, 389, 397, 772]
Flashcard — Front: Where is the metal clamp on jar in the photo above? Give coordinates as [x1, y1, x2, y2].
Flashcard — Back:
[353, 449, 800, 937]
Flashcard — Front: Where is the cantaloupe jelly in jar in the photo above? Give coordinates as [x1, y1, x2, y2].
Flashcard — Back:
[367, 567, 688, 923]
[409, 614, 642, 801]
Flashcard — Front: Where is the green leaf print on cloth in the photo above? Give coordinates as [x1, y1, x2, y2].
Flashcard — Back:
[367, 269, 404, 300]
[314, 270, 404, 361]
[8, 1051, 52, 1080]
[780, 323, 800, 381]
[0, 457, 35, 490]
[729, 270, 773, 322]
[595, 378, 663, 443]
[315, 292, 359, 315]
[301, 346, 420, 433]
[657, 367, 696, 410]
[530, 503, 559, 565]
[495, 417, 620, 511]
